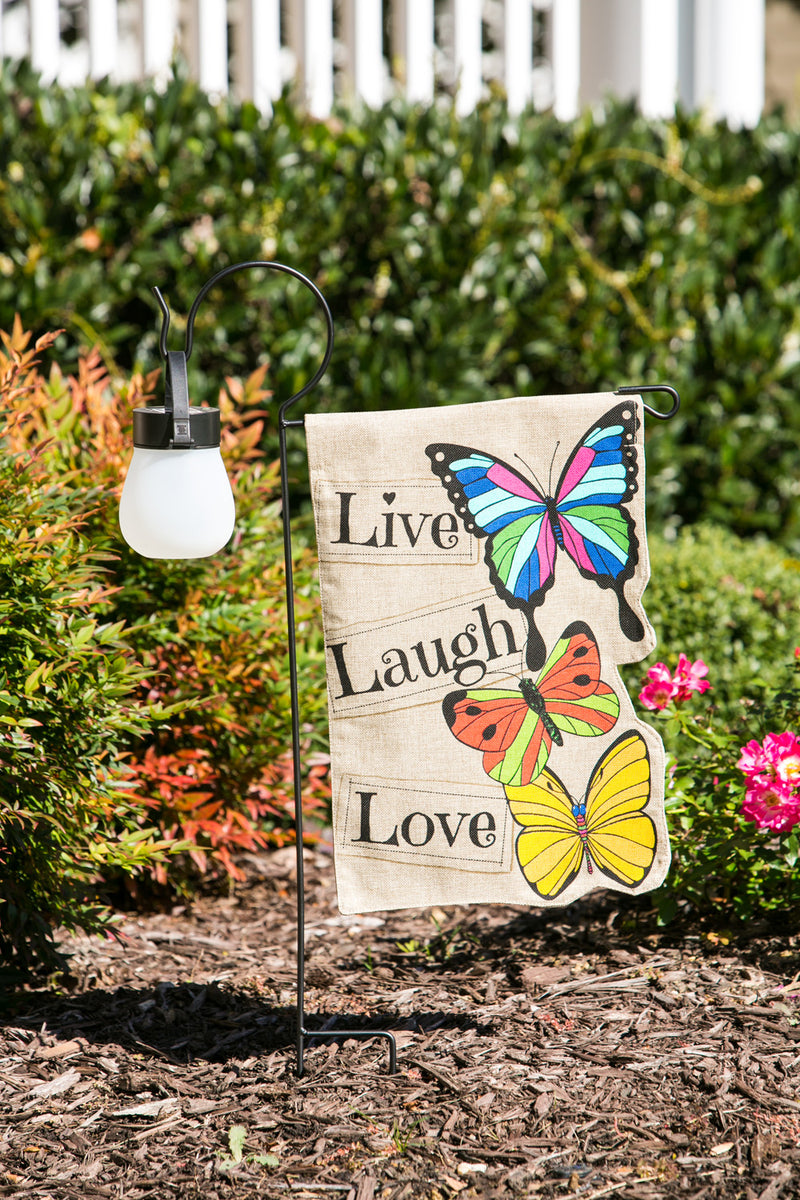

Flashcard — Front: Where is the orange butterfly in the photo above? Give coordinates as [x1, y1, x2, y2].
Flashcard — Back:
[442, 622, 619, 788]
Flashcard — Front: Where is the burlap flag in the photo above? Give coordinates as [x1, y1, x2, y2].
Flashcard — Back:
[306, 392, 670, 913]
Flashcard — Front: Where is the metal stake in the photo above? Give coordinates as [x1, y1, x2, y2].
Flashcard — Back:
[154, 261, 397, 1078]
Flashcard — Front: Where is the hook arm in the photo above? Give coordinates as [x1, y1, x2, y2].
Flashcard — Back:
[616, 384, 680, 420]
[151, 260, 334, 425]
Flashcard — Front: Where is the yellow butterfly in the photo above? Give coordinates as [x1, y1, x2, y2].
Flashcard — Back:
[504, 730, 656, 899]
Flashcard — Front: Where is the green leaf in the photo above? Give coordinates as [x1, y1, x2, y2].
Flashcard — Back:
[228, 1125, 247, 1164]
[251, 1154, 280, 1169]
[23, 661, 51, 696]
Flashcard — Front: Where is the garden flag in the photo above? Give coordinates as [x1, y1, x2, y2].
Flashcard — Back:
[306, 392, 671, 913]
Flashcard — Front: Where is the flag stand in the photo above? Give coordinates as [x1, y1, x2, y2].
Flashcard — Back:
[152, 259, 679, 1079]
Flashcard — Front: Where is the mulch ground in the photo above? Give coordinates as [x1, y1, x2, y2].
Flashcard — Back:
[2, 848, 800, 1200]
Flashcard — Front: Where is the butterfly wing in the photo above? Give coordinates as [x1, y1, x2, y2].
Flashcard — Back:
[426, 443, 557, 611]
[505, 769, 583, 899]
[443, 624, 620, 789]
[442, 688, 551, 787]
[505, 730, 656, 898]
[536, 622, 620, 738]
[583, 731, 656, 887]
[553, 402, 644, 642]
[426, 414, 644, 664]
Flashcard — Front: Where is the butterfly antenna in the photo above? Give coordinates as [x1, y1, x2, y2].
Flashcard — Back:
[547, 441, 561, 494]
[514, 452, 546, 496]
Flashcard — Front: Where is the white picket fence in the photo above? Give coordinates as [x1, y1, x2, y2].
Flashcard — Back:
[0, 0, 766, 126]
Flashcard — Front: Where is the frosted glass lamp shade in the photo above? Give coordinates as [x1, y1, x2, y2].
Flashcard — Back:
[119, 446, 236, 559]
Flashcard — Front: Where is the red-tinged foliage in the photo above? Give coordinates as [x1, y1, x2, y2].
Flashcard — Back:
[0, 323, 177, 971]
[128, 734, 330, 884]
[1, 322, 330, 910]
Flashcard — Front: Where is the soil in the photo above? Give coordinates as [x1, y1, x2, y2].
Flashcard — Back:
[3, 847, 800, 1200]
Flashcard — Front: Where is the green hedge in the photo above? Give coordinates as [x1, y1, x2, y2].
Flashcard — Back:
[627, 523, 800, 723]
[1, 322, 798, 964]
[3, 64, 800, 941]
[627, 526, 800, 924]
[2, 63, 800, 548]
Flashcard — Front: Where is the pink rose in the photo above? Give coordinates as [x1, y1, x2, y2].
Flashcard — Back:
[740, 732, 800, 788]
[764, 732, 800, 786]
[741, 778, 800, 833]
[737, 738, 770, 779]
[672, 654, 711, 702]
[638, 655, 712, 712]
[639, 663, 677, 711]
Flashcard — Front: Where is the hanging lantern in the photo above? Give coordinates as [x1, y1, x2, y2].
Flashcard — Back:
[119, 348, 235, 558]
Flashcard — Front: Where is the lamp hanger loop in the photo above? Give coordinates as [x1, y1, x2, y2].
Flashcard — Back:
[152, 260, 335, 425]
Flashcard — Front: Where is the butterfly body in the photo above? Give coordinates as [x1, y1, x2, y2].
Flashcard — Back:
[518, 677, 563, 746]
[442, 622, 619, 788]
[545, 496, 566, 548]
[505, 731, 656, 898]
[571, 802, 594, 874]
[427, 403, 644, 669]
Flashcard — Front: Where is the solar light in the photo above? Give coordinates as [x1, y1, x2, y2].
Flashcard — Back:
[118, 347, 235, 558]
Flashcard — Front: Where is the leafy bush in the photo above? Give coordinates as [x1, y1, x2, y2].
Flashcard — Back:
[636, 653, 800, 925]
[626, 524, 800, 722]
[0, 323, 329, 971]
[0, 326, 174, 973]
[1, 63, 799, 549]
[4, 66, 800, 938]
[114, 435, 331, 884]
[4, 322, 799, 946]
[620, 524, 800, 923]
[614, 525, 800, 925]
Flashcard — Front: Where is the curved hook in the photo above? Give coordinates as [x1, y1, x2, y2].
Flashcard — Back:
[615, 383, 680, 421]
[153, 286, 171, 360]
[152, 260, 334, 425]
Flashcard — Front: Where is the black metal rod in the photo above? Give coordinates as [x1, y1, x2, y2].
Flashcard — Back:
[273, 280, 397, 1078]
[154, 260, 397, 1078]
[277, 413, 307, 1078]
[301, 1028, 397, 1074]
[153, 260, 335, 404]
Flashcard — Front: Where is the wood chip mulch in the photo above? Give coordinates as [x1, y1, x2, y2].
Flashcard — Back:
[2, 847, 800, 1199]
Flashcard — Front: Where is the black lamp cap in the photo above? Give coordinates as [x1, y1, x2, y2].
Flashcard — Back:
[131, 350, 221, 449]
[131, 404, 221, 449]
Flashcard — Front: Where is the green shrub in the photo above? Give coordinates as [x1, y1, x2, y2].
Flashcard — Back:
[0, 325, 329, 974]
[622, 525, 800, 924]
[1, 64, 800, 549]
[3, 327, 329, 898]
[0, 327, 174, 973]
[114, 442, 331, 885]
[5, 65, 800, 936]
[626, 523, 800, 722]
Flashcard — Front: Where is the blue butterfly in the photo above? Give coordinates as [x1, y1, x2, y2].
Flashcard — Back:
[426, 402, 644, 669]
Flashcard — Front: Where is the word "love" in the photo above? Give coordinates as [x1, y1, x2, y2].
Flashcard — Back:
[351, 791, 497, 851]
